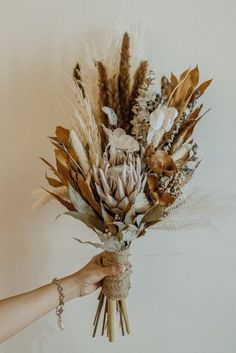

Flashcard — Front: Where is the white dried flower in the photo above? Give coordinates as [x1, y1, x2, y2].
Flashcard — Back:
[147, 105, 178, 144]
[103, 127, 140, 156]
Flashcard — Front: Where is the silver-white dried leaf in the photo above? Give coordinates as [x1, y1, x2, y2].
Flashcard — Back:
[134, 192, 150, 213]
[102, 106, 118, 126]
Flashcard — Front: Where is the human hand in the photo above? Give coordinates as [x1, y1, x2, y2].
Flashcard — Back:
[73, 252, 126, 297]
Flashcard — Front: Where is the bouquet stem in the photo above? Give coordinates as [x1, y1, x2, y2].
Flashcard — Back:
[92, 249, 131, 341]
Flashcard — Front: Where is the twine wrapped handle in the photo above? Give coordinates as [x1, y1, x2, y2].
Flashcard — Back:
[102, 250, 131, 300]
[92, 249, 131, 340]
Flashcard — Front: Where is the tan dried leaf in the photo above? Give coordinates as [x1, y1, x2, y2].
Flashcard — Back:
[77, 173, 101, 215]
[45, 175, 63, 188]
[141, 205, 164, 224]
[55, 126, 70, 147]
[170, 73, 178, 89]
[42, 187, 76, 211]
[195, 79, 212, 98]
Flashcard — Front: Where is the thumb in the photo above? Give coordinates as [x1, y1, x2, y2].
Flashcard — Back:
[103, 265, 124, 277]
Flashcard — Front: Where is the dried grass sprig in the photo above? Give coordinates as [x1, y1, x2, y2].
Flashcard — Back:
[129, 60, 148, 115]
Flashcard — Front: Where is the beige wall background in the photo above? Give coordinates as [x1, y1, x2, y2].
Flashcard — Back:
[0, 0, 236, 352]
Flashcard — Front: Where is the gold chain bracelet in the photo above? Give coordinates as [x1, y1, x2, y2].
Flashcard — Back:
[52, 277, 65, 330]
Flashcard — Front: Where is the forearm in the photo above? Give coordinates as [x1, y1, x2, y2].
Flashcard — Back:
[0, 274, 79, 343]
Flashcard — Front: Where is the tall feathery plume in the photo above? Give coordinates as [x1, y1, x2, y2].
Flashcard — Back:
[118, 32, 131, 128]
[71, 84, 102, 165]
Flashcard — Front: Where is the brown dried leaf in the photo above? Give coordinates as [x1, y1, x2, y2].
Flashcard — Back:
[158, 191, 176, 207]
[40, 157, 61, 180]
[190, 65, 199, 86]
[137, 228, 147, 238]
[145, 146, 178, 176]
[55, 126, 70, 147]
[181, 105, 203, 130]
[179, 68, 190, 81]
[195, 79, 212, 98]
[55, 150, 74, 186]
[146, 175, 159, 203]
[50, 140, 65, 151]
[77, 173, 101, 215]
[170, 66, 199, 111]
[141, 204, 164, 224]
[170, 73, 178, 89]
[45, 175, 63, 188]
[101, 205, 118, 235]
[171, 120, 198, 154]
[42, 187, 76, 211]
[161, 76, 172, 98]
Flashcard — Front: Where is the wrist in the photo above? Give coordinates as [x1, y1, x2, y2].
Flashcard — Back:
[60, 274, 81, 301]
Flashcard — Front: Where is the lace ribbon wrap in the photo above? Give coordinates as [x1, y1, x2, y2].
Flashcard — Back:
[102, 250, 131, 300]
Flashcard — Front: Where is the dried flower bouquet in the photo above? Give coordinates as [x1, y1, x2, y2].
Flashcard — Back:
[35, 32, 212, 341]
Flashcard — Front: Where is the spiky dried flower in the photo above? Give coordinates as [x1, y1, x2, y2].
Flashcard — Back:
[92, 152, 146, 219]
